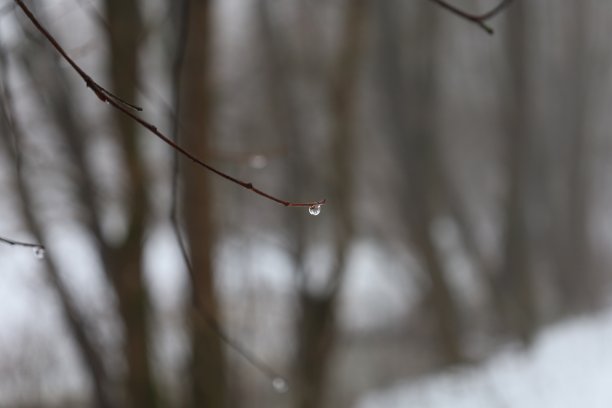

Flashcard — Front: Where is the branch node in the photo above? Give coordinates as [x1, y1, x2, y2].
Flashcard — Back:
[429, 0, 513, 34]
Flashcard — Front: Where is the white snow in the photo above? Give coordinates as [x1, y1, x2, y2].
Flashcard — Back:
[355, 308, 612, 408]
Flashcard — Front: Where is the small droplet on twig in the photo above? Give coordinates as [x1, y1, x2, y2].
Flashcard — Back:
[33, 246, 46, 259]
[308, 204, 321, 216]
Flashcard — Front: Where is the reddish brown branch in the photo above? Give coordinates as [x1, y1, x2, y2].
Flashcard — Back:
[13, 0, 324, 209]
[429, 0, 515, 34]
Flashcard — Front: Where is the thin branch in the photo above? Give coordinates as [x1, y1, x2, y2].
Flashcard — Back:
[193, 309, 287, 385]
[0, 36, 42, 254]
[429, 0, 515, 34]
[14, 0, 140, 110]
[13, 0, 325, 208]
[169, 0, 193, 273]
[0, 235, 44, 249]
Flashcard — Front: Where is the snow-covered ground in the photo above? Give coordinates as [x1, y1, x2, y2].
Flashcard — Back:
[356, 308, 612, 408]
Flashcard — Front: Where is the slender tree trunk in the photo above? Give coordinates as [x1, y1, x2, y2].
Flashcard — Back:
[376, 0, 462, 363]
[557, 1, 595, 313]
[440, 170, 506, 328]
[256, 0, 308, 268]
[292, 3, 365, 408]
[499, 1, 537, 344]
[104, 0, 157, 406]
[177, 1, 227, 407]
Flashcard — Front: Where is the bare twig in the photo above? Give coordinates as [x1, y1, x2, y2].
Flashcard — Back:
[13, 0, 324, 208]
[429, 0, 515, 34]
[0, 235, 44, 250]
[0, 34, 43, 254]
[193, 309, 287, 385]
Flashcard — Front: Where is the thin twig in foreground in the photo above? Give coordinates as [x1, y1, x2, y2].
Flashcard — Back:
[429, 0, 515, 34]
[0, 235, 44, 249]
[13, 0, 324, 209]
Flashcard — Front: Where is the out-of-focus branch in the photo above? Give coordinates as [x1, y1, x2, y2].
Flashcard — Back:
[169, 0, 193, 289]
[0, 41, 113, 408]
[17, 33, 112, 268]
[71, 0, 110, 32]
[12, 0, 325, 209]
[429, 0, 515, 34]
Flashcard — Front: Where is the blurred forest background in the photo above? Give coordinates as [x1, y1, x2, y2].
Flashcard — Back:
[0, 0, 611, 407]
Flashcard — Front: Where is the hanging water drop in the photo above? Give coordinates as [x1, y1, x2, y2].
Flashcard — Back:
[308, 204, 321, 216]
[33, 246, 46, 259]
[271, 377, 289, 393]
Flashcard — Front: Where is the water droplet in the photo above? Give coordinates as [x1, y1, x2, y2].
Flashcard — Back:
[33, 246, 45, 260]
[308, 204, 321, 216]
[271, 377, 289, 393]
[248, 155, 268, 169]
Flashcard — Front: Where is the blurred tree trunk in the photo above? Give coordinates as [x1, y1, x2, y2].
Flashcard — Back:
[499, 1, 537, 344]
[556, 1, 596, 313]
[257, 1, 362, 405]
[256, 0, 308, 272]
[256, 2, 310, 402]
[376, 0, 462, 363]
[177, 1, 227, 407]
[440, 171, 506, 326]
[291, 3, 365, 408]
[104, 0, 157, 406]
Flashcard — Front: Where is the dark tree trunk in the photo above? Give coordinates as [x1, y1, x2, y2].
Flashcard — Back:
[557, 1, 596, 314]
[104, 0, 157, 406]
[177, 1, 227, 407]
[292, 3, 365, 408]
[498, 1, 537, 344]
[376, 0, 463, 363]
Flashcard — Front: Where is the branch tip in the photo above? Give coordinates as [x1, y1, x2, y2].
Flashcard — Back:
[429, 0, 513, 34]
